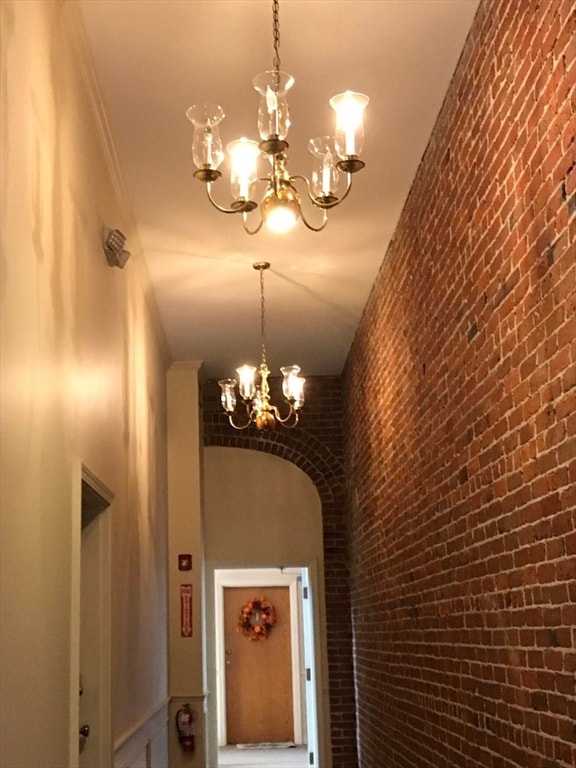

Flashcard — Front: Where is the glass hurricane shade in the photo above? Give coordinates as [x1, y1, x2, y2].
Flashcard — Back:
[329, 91, 369, 158]
[218, 378, 237, 413]
[308, 137, 340, 198]
[280, 366, 305, 408]
[236, 365, 258, 400]
[186, 104, 225, 169]
[253, 71, 294, 141]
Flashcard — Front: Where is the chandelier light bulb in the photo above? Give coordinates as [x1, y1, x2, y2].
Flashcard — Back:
[290, 377, 305, 409]
[329, 91, 369, 158]
[261, 184, 300, 233]
[227, 138, 260, 202]
[235, 365, 257, 400]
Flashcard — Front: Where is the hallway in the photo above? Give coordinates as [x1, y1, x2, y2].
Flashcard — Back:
[218, 745, 308, 768]
[2, 2, 574, 768]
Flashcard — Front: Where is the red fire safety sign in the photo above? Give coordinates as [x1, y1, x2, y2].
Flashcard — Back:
[180, 584, 193, 637]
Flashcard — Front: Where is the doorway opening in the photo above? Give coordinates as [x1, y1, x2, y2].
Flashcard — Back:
[214, 567, 319, 768]
[69, 464, 113, 768]
[203, 446, 329, 767]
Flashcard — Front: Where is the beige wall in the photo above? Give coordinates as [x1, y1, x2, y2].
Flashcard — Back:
[204, 448, 324, 567]
[166, 364, 205, 768]
[0, 2, 170, 766]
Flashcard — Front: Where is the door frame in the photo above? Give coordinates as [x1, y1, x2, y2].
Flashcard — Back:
[214, 568, 303, 746]
[69, 462, 114, 768]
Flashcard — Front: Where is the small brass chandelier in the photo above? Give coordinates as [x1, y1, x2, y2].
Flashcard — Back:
[186, 0, 369, 234]
[218, 262, 305, 431]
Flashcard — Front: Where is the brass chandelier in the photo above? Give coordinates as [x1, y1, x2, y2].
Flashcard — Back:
[218, 262, 305, 431]
[186, 0, 369, 234]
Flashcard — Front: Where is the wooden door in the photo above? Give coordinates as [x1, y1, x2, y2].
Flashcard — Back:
[224, 586, 293, 744]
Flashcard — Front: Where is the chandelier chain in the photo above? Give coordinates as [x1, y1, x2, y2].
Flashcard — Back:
[272, 0, 281, 87]
[259, 266, 268, 366]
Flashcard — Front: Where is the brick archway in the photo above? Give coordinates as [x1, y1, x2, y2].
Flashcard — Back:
[203, 376, 357, 768]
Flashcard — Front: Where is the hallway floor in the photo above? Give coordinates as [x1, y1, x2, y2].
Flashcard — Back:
[218, 745, 308, 768]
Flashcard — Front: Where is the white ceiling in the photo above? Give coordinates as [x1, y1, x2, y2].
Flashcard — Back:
[79, 0, 479, 379]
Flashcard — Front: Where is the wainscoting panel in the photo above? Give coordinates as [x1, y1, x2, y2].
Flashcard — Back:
[114, 699, 170, 768]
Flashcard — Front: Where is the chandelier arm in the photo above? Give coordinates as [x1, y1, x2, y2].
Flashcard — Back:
[321, 172, 353, 208]
[241, 211, 265, 235]
[297, 202, 329, 233]
[290, 173, 354, 210]
[245, 175, 275, 195]
[270, 403, 300, 426]
[226, 410, 252, 430]
[205, 183, 245, 215]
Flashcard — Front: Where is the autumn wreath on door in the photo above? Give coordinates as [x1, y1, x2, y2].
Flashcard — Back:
[238, 597, 277, 640]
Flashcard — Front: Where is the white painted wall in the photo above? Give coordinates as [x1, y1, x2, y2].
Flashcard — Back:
[203, 447, 332, 768]
[0, 2, 170, 766]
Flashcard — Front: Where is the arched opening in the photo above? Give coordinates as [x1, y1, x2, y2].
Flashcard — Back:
[203, 448, 329, 768]
[202, 375, 358, 768]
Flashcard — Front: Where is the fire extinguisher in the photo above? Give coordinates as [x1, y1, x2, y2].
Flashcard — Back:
[175, 703, 196, 752]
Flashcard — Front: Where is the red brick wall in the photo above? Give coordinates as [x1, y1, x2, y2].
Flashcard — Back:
[343, 1, 575, 767]
[203, 375, 358, 768]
